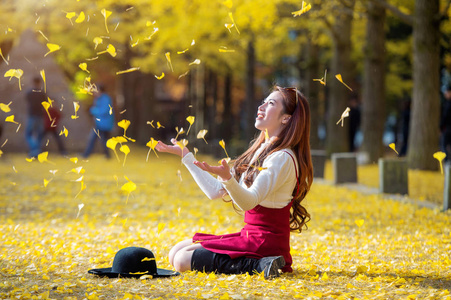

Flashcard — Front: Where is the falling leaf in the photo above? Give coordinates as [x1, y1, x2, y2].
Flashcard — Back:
[219, 139, 229, 159]
[223, 0, 233, 8]
[4, 69, 23, 90]
[228, 12, 240, 34]
[118, 119, 131, 136]
[79, 63, 90, 73]
[219, 48, 235, 53]
[389, 143, 399, 155]
[194, 147, 198, 157]
[335, 74, 353, 91]
[0, 101, 12, 113]
[40, 70, 46, 93]
[217, 157, 232, 164]
[313, 69, 327, 86]
[120, 144, 130, 166]
[178, 71, 190, 79]
[69, 166, 85, 175]
[43, 178, 51, 188]
[189, 59, 201, 66]
[101, 9, 112, 33]
[177, 139, 188, 151]
[75, 181, 86, 199]
[76, 203, 84, 218]
[186, 116, 195, 135]
[70, 157, 78, 164]
[0, 48, 9, 65]
[165, 52, 174, 72]
[225, 24, 234, 33]
[65, 12, 76, 24]
[116, 67, 140, 75]
[121, 176, 137, 204]
[177, 48, 189, 54]
[175, 127, 185, 140]
[5, 115, 18, 124]
[75, 11, 85, 23]
[197, 129, 208, 144]
[336, 107, 351, 127]
[71, 102, 80, 119]
[97, 44, 117, 57]
[355, 219, 364, 227]
[37, 152, 54, 164]
[156, 121, 164, 129]
[146, 138, 159, 161]
[106, 138, 120, 162]
[44, 43, 61, 57]
[93, 37, 103, 49]
[292, 1, 312, 17]
[433, 151, 446, 174]
[59, 126, 68, 137]
[26, 157, 35, 162]
[157, 222, 166, 235]
[155, 72, 165, 80]
[112, 136, 128, 143]
[41, 100, 53, 121]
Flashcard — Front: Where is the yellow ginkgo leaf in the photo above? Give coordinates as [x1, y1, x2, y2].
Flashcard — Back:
[189, 59, 201, 66]
[146, 138, 159, 161]
[155, 72, 165, 80]
[101, 8, 112, 33]
[43, 178, 51, 188]
[44, 43, 61, 57]
[26, 157, 35, 162]
[106, 138, 120, 162]
[157, 121, 164, 129]
[225, 23, 234, 33]
[0, 149, 2, 157]
[335, 74, 353, 91]
[219, 48, 235, 53]
[112, 136, 128, 143]
[76, 203, 84, 218]
[389, 143, 399, 155]
[116, 67, 140, 75]
[59, 126, 68, 137]
[177, 48, 189, 54]
[223, 0, 233, 8]
[0, 101, 12, 113]
[219, 139, 229, 159]
[175, 127, 185, 140]
[5, 115, 18, 124]
[118, 119, 131, 136]
[40, 70, 46, 93]
[70, 157, 78, 164]
[37, 151, 54, 164]
[355, 219, 364, 227]
[197, 129, 208, 144]
[120, 144, 130, 166]
[186, 116, 195, 135]
[4, 69, 23, 90]
[75, 181, 86, 199]
[75, 11, 85, 23]
[121, 176, 136, 204]
[177, 139, 188, 150]
[70, 101, 80, 120]
[433, 151, 446, 174]
[93, 37, 103, 49]
[165, 52, 173, 72]
[313, 69, 327, 86]
[228, 12, 240, 34]
[41, 100, 53, 121]
[65, 12, 76, 24]
[79, 63, 89, 73]
[157, 222, 165, 235]
[69, 166, 85, 175]
[218, 157, 232, 164]
[194, 147, 198, 157]
[336, 107, 351, 127]
[0, 48, 9, 65]
[292, 1, 312, 17]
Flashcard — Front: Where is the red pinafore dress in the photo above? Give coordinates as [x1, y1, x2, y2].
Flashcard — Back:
[192, 151, 298, 273]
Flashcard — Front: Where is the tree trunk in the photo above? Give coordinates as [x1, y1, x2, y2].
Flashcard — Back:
[305, 40, 322, 149]
[244, 38, 256, 141]
[326, 0, 356, 155]
[408, 0, 440, 170]
[222, 71, 233, 142]
[361, 1, 386, 163]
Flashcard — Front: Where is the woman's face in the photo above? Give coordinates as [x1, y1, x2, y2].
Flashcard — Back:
[255, 91, 290, 138]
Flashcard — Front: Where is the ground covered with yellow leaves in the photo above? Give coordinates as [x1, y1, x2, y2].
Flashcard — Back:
[1, 149, 451, 299]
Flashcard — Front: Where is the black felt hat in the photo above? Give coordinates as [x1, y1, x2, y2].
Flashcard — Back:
[88, 247, 179, 278]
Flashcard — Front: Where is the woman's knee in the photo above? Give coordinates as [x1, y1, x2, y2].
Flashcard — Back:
[168, 239, 193, 266]
[173, 249, 194, 272]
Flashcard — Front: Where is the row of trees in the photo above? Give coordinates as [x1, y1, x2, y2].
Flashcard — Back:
[0, 0, 450, 170]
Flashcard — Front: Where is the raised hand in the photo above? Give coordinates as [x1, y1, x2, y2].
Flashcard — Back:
[194, 159, 232, 181]
[155, 138, 189, 157]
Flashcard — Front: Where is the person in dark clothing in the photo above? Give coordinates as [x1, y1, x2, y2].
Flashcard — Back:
[399, 100, 411, 157]
[43, 105, 67, 155]
[441, 87, 451, 161]
[25, 77, 46, 158]
[348, 95, 361, 152]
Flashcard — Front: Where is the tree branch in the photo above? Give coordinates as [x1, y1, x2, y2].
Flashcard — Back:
[370, 0, 413, 25]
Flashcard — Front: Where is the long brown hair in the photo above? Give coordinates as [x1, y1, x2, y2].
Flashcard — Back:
[231, 86, 313, 232]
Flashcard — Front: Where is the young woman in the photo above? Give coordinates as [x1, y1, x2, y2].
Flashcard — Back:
[155, 86, 313, 279]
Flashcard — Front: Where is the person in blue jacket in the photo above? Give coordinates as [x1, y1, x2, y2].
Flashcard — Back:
[82, 84, 114, 158]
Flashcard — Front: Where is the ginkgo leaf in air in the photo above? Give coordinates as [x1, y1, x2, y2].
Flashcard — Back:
[75, 11, 85, 23]
[116, 68, 140, 75]
[228, 12, 240, 34]
[355, 219, 364, 227]
[225, 24, 234, 33]
[59, 126, 68, 137]
[189, 59, 201, 66]
[76, 203, 84, 218]
[106, 138, 120, 162]
[389, 143, 399, 155]
[120, 144, 130, 166]
[219, 139, 229, 159]
[292, 1, 312, 17]
[98, 44, 117, 57]
[79, 63, 89, 73]
[93, 37, 103, 49]
[71, 102, 80, 119]
[43, 178, 52, 188]
[177, 49, 189, 54]
[121, 176, 137, 204]
[5, 115, 18, 124]
[40, 69, 46, 93]
[101, 9, 112, 33]
[0, 101, 12, 113]
[146, 137, 159, 161]
[177, 139, 188, 151]
[336, 107, 351, 127]
[37, 151, 55, 164]
[197, 129, 208, 144]
[118, 119, 131, 136]
[44, 43, 61, 57]
[4, 69, 23, 90]
[313, 69, 327, 86]
[165, 52, 173, 72]
[41, 100, 53, 121]
[433, 151, 446, 174]
[0, 48, 9, 65]
[335, 74, 353, 91]
[186, 116, 195, 135]
[175, 127, 185, 140]
[66, 12, 76, 24]
[70, 157, 78, 164]
[155, 72, 165, 80]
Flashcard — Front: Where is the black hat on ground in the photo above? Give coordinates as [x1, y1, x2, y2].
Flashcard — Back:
[88, 247, 179, 278]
